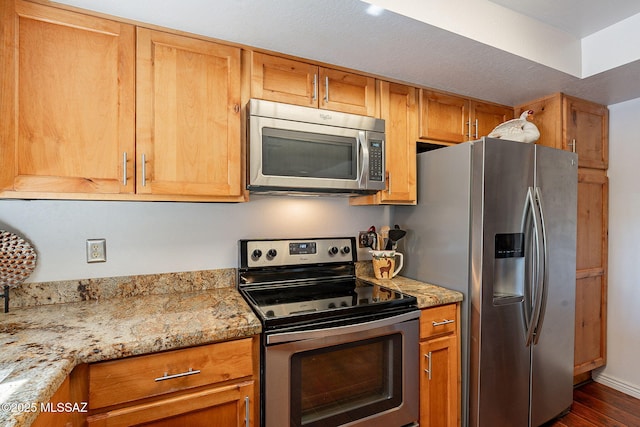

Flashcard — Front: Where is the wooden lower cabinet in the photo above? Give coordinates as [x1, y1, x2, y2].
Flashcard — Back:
[574, 169, 608, 375]
[86, 338, 257, 427]
[87, 382, 253, 427]
[32, 375, 73, 427]
[420, 303, 460, 427]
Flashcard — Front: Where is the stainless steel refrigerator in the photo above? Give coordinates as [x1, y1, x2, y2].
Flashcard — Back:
[395, 138, 577, 427]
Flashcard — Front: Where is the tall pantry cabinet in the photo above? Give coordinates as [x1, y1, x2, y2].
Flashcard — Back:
[516, 93, 609, 379]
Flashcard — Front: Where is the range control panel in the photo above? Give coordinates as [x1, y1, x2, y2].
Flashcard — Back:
[239, 237, 356, 268]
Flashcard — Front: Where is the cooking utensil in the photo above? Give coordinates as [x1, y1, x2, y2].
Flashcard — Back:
[385, 226, 407, 250]
[380, 226, 390, 251]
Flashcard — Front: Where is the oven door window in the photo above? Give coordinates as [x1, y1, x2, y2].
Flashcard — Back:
[262, 127, 357, 180]
[290, 334, 402, 427]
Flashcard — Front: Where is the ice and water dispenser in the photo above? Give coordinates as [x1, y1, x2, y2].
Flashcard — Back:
[493, 233, 526, 305]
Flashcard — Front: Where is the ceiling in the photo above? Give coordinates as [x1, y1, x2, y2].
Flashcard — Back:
[54, 0, 640, 107]
[489, 0, 640, 38]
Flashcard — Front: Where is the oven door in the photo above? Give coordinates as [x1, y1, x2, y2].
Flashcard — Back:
[264, 311, 419, 427]
[248, 115, 384, 193]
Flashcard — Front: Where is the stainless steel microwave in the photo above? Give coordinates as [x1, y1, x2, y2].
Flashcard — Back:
[247, 99, 386, 195]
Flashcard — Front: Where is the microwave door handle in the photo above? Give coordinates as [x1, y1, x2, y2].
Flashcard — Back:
[357, 132, 369, 189]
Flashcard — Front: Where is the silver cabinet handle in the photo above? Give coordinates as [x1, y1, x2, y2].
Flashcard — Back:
[312, 74, 318, 102]
[466, 120, 471, 139]
[141, 153, 147, 187]
[324, 75, 329, 103]
[154, 368, 201, 382]
[474, 118, 479, 139]
[122, 152, 128, 186]
[432, 319, 455, 327]
[245, 396, 250, 427]
[424, 352, 432, 380]
[568, 138, 576, 152]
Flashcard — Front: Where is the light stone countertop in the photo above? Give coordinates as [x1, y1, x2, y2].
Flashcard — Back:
[0, 266, 462, 427]
[355, 262, 463, 308]
[358, 274, 464, 308]
[0, 271, 261, 427]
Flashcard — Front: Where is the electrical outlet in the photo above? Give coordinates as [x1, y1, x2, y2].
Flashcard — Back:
[86, 239, 107, 263]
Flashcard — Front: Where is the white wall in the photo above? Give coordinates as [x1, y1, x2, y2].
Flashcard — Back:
[0, 196, 390, 282]
[593, 97, 640, 398]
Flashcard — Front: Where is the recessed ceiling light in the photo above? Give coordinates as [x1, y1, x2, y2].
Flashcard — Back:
[366, 4, 385, 16]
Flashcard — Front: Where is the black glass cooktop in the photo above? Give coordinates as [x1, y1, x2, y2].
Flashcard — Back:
[240, 278, 417, 330]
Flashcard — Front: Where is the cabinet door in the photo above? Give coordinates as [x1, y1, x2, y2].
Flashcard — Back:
[32, 376, 72, 427]
[250, 52, 318, 107]
[419, 90, 469, 143]
[420, 336, 459, 427]
[319, 67, 376, 116]
[574, 170, 608, 374]
[136, 29, 242, 197]
[1, 1, 135, 194]
[470, 101, 514, 140]
[564, 96, 609, 169]
[379, 82, 417, 204]
[87, 381, 254, 427]
[515, 94, 563, 150]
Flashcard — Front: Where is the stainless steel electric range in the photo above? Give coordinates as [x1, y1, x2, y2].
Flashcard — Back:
[238, 237, 420, 427]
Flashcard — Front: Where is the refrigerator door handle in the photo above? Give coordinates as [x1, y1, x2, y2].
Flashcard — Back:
[521, 188, 535, 339]
[532, 187, 550, 345]
[524, 186, 545, 347]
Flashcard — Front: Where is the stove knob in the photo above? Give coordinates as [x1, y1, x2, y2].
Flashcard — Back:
[251, 249, 263, 260]
[341, 246, 351, 255]
[340, 301, 349, 307]
[266, 249, 277, 260]
[328, 302, 337, 309]
[328, 246, 339, 255]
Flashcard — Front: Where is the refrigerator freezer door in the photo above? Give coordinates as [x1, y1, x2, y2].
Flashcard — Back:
[530, 145, 577, 426]
[471, 138, 534, 427]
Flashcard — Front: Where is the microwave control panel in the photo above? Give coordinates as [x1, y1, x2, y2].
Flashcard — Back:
[369, 140, 384, 181]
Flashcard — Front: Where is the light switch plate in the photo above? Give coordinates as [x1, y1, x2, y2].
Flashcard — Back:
[86, 239, 107, 263]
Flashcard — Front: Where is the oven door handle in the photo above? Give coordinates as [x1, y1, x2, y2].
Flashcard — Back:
[266, 310, 420, 345]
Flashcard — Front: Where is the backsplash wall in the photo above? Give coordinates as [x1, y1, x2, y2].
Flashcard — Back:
[0, 195, 391, 282]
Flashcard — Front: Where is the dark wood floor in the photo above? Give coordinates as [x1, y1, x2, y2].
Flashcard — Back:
[546, 381, 640, 427]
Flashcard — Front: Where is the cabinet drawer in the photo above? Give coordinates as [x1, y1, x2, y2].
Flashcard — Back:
[420, 304, 457, 339]
[89, 338, 253, 409]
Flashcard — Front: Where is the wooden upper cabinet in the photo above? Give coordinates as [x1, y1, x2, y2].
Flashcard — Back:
[250, 52, 318, 108]
[471, 101, 514, 140]
[379, 82, 417, 204]
[351, 81, 417, 206]
[564, 96, 609, 169]
[1, 1, 135, 194]
[250, 52, 376, 116]
[419, 89, 513, 144]
[419, 90, 469, 143]
[318, 67, 376, 116]
[136, 28, 242, 197]
[516, 93, 608, 169]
